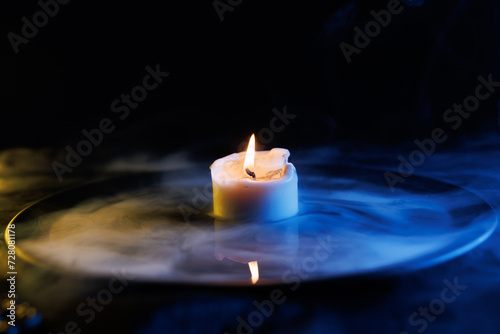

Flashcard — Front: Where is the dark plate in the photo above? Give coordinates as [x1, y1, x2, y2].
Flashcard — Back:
[8, 165, 497, 286]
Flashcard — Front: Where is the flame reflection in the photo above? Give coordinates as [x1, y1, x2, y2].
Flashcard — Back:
[248, 261, 259, 284]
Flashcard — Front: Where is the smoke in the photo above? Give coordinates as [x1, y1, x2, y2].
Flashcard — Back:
[3, 130, 499, 331]
[15, 135, 497, 287]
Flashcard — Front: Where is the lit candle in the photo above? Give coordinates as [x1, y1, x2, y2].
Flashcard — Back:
[210, 134, 298, 221]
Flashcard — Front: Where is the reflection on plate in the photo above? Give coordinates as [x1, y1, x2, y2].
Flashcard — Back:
[8, 165, 497, 286]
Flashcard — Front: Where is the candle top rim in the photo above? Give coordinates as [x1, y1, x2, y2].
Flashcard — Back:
[210, 148, 295, 183]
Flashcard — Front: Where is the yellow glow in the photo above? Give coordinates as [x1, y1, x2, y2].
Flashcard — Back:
[3, 192, 62, 267]
[248, 261, 259, 284]
[243, 134, 256, 177]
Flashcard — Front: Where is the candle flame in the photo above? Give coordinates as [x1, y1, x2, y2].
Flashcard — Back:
[248, 261, 259, 284]
[243, 134, 256, 178]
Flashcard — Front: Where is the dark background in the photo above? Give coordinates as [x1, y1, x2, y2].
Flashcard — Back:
[2, 1, 500, 334]
[2, 0, 499, 153]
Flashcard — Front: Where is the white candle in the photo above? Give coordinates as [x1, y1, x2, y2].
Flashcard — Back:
[210, 134, 298, 221]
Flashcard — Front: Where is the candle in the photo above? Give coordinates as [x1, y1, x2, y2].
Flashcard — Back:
[210, 134, 298, 221]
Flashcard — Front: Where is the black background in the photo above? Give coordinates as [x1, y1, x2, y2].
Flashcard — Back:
[2, 1, 500, 334]
[2, 0, 499, 154]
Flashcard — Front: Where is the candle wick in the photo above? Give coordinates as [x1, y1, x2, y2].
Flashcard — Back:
[245, 168, 256, 180]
